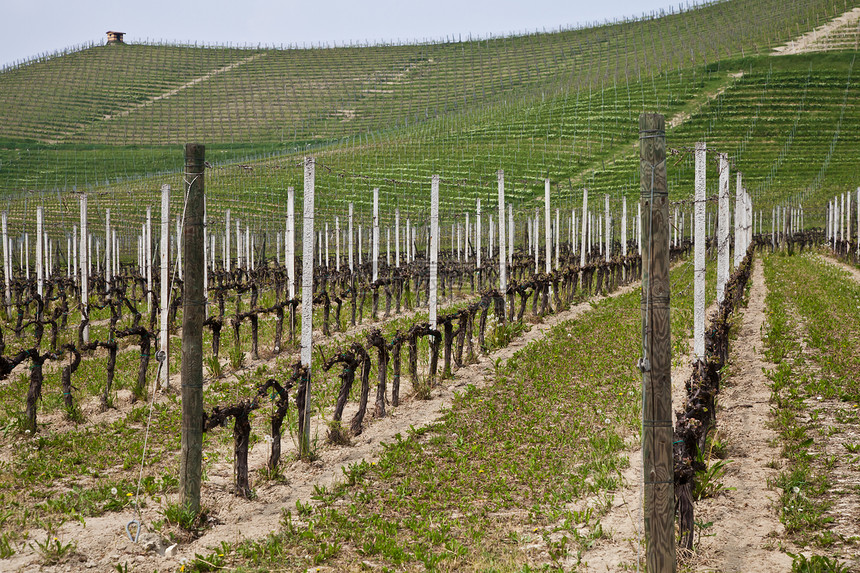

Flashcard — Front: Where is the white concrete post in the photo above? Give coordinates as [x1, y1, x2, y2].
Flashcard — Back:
[373, 188, 379, 282]
[734, 172, 743, 268]
[335, 216, 341, 270]
[395, 208, 400, 267]
[580, 189, 589, 267]
[621, 196, 628, 258]
[287, 187, 295, 297]
[2, 213, 10, 311]
[81, 195, 90, 343]
[533, 209, 539, 273]
[508, 203, 513, 267]
[225, 209, 231, 271]
[160, 184, 170, 390]
[36, 206, 43, 297]
[694, 142, 706, 360]
[555, 208, 560, 270]
[300, 157, 315, 457]
[604, 194, 611, 262]
[717, 154, 730, 304]
[497, 171, 507, 292]
[105, 209, 111, 283]
[637, 201, 642, 254]
[348, 203, 354, 273]
[545, 179, 551, 274]
[476, 199, 482, 270]
[430, 175, 439, 329]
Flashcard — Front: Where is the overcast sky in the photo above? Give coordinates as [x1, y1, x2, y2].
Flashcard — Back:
[1, 0, 702, 67]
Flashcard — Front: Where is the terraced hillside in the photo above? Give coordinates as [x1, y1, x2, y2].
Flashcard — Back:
[0, 0, 856, 234]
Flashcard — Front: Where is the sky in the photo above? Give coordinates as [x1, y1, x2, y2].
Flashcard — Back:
[1, 0, 702, 67]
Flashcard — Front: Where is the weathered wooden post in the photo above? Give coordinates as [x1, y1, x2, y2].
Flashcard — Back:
[639, 113, 675, 572]
[300, 158, 315, 458]
[180, 143, 205, 514]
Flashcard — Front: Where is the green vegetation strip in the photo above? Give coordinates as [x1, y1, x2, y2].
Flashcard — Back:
[763, 251, 859, 567]
[161, 260, 705, 572]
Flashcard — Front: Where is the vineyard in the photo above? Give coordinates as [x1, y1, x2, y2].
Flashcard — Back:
[0, 0, 859, 571]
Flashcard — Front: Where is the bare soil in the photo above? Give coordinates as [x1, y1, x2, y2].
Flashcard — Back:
[580, 258, 793, 572]
[773, 7, 860, 55]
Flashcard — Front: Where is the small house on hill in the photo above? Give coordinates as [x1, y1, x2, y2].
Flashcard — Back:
[106, 31, 125, 44]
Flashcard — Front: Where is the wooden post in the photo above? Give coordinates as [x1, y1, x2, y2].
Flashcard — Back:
[160, 184, 170, 390]
[717, 154, 730, 304]
[639, 113, 675, 573]
[497, 170, 507, 292]
[300, 158, 315, 459]
[694, 142, 706, 360]
[180, 143, 205, 514]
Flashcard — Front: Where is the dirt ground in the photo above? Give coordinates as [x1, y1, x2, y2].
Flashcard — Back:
[5, 282, 643, 573]
[580, 257, 793, 572]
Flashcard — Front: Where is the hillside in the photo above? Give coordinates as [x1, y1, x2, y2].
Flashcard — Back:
[0, 0, 856, 230]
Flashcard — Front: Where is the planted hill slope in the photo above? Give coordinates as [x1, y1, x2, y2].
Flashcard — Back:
[0, 0, 851, 150]
[3, 51, 855, 240]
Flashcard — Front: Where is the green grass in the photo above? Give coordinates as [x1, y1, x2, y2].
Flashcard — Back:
[763, 250, 860, 555]
[166, 256, 711, 571]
